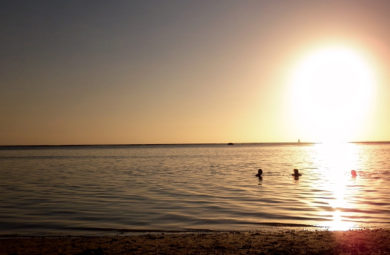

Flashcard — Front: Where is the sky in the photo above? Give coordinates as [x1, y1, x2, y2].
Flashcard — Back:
[1, 0, 390, 145]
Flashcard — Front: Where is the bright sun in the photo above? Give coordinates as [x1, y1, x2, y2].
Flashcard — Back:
[289, 45, 376, 143]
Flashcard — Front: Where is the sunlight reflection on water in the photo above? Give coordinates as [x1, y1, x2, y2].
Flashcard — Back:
[311, 143, 360, 230]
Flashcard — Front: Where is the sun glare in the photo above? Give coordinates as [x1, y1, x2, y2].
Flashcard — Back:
[289, 45, 376, 143]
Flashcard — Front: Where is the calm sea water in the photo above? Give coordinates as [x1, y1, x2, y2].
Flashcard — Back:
[1, 143, 390, 235]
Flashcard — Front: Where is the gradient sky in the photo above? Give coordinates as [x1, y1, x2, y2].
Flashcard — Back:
[1, 0, 390, 145]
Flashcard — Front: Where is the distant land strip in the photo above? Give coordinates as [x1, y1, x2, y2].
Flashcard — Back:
[0, 141, 389, 149]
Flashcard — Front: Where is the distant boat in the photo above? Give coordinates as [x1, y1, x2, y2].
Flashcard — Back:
[227, 143, 234, 145]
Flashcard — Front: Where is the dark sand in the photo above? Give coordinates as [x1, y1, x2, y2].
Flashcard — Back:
[1, 229, 390, 255]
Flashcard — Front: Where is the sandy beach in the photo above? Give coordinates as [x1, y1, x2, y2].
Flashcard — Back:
[1, 229, 390, 255]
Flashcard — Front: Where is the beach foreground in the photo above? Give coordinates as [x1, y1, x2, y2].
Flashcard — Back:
[1, 229, 390, 255]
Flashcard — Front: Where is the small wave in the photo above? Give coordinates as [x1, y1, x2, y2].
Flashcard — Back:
[253, 222, 314, 227]
[63, 226, 216, 233]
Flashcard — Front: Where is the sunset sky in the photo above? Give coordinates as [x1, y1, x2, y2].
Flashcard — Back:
[1, 0, 390, 145]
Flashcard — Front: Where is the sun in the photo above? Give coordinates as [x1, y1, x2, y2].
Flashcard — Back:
[289, 45, 376, 143]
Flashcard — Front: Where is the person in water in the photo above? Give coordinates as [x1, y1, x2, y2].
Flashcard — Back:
[255, 169, 263, 177]
[351, 170, 357, 177]
[292, 168, 302, 177]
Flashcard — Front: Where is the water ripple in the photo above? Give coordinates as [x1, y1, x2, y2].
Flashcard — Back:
[1, 143, 390, 234]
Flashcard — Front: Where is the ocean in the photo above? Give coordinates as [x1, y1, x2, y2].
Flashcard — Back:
[1, 143, 390, 235]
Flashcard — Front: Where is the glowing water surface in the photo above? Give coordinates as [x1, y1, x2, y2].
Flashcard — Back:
[0, 143, 390, 235]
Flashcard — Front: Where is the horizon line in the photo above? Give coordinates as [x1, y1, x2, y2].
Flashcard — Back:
[1, 141, 390, 147]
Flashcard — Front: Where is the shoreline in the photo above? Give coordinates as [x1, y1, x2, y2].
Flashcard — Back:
[1, 229, 390, 254]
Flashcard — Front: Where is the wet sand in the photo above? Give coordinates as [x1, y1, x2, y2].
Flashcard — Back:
[1, 229, 390, 255]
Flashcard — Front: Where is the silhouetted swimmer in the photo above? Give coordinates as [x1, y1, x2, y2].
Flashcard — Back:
[255, 169, 263, 178]
[351, 170, 357, 177]
[292, 168, 302, 177]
